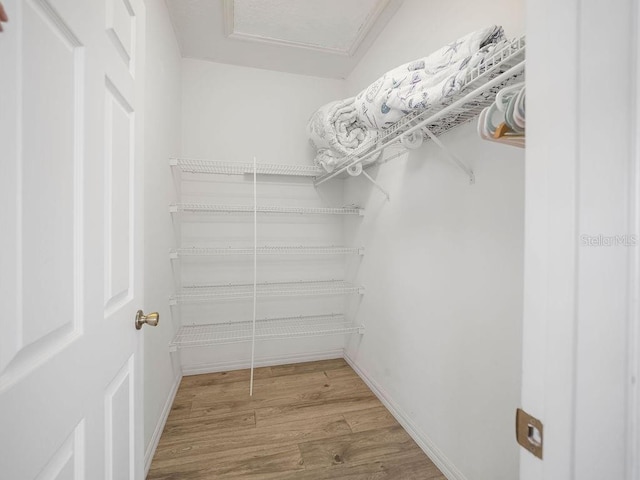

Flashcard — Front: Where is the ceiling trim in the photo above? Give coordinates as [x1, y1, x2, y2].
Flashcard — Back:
[344, 0, 391, 56]
[222, 0, 391, 57]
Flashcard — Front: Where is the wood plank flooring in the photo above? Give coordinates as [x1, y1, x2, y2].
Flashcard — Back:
[147, 358, 446, 479]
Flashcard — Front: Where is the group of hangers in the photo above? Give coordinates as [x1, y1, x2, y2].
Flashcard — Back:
[478, 82, 525, 148]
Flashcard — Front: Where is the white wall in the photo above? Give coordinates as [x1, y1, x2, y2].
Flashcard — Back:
[181, 59, 346, 163]
[179, 60, 351, 372]
[143, 0, 182, 465]
[343, 1, 525, 479]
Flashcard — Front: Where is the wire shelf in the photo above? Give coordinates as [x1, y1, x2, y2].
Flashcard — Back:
[169, 203, 364, 216]
[314, 36, 526, 185]
[170, 280, 364, 305]
[170, 158, 323, 177]
[169, 314, 363, 350]
[170, 246, 364, 258]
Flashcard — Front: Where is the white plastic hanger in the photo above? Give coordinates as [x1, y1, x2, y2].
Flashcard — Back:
[495, 82, 525, 111]
[478, 104, 525, 148]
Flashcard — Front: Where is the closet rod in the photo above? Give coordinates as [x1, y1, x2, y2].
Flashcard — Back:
[250, 157, 257, 396]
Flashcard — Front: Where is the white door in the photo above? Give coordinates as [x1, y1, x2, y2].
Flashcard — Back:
[0, 0, 147, 478]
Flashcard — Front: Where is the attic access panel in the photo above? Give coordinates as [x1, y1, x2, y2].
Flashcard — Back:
[227, 0, 390, 55]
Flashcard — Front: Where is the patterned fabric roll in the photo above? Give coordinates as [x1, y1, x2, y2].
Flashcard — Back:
[307, 97, 379, 173]
[353, 26, 507, 130]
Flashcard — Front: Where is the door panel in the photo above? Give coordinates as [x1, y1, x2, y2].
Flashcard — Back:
[21, 0, 81, 347]
[105, 356, 135, 480]
[101, 0, 144, 476]
[104, 78, 134, 314]
[106, 0, 136, 72]
[35, 421, 85, 480]
[0, 0, 84, 382]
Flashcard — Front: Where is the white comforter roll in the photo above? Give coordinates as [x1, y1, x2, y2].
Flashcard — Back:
[307, 97, 378, 173]
[354, 26, 507, 130]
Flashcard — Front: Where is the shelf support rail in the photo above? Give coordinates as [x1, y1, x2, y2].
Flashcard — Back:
[250, 156, 257, 396]
[314, 60, 525, 187]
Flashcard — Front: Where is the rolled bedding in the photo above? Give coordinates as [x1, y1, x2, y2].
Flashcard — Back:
[354, 25, 508, 130]
[307, 97, 379, 173]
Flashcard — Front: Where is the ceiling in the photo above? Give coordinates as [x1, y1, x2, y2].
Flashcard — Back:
[165, 0, 404, 79]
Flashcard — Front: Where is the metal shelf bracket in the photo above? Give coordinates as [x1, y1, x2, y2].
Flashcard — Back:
[422, 127, 476, 185]
[361, 170, 390, 201]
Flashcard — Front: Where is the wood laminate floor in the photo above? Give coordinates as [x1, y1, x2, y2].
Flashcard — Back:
[147, 358, 446, 479]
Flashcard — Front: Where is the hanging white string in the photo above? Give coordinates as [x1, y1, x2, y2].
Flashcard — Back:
[249, 156, 257, 396]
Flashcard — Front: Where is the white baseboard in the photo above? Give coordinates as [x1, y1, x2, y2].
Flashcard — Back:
[343, 353, 468, 480]
[182, 349, 344, 376]
[144, 373, 182, 477]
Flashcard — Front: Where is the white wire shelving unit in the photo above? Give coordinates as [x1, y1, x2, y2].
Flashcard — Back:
[170, 245, 364, 259]
[169, 155, 367, 394]
[314, 35, 526, 187]
[169, 203, 364, 216]
[170, 158, 323, 177]
[169, 314, 363, 351]
[170, 280, 364, 305]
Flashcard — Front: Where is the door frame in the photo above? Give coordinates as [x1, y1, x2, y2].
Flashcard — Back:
[522, 0, 639, 478]
[630, 1, 640, 476]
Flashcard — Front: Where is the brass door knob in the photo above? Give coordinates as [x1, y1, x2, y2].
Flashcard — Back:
[135, 310, 159, 330]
